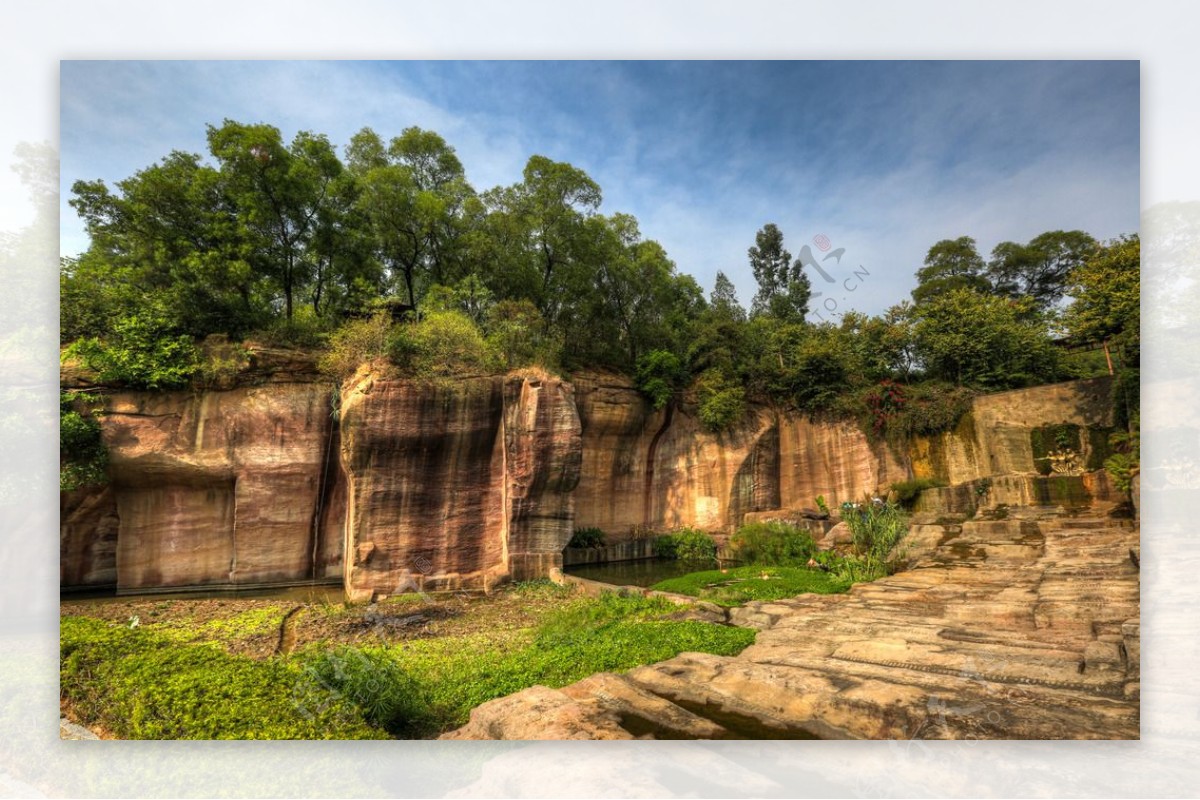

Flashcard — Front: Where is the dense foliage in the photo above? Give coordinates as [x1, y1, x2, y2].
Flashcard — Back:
[841, 500, 910, 577]
[60, 392, 108, 491]
[61, 118, 1138, 453]
[652, 528, 719, 563]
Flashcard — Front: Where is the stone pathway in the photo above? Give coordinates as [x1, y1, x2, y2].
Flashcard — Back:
[443, 510, 1139, 740]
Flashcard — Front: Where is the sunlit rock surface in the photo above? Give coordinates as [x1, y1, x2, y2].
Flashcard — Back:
[339, 371, 581, 600]
[96, 382, 341, 590]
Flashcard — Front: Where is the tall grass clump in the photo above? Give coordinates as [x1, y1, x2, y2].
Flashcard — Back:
[840, 499, 909, 578]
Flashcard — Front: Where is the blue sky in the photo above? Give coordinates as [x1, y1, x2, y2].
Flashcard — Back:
[59, 60, 1139, 317]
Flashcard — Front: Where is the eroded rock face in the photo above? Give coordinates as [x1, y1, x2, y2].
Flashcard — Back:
[60, 485, 118, 588]
[99, 383, 341, 590]
[61, 373, 1123, 596]
[572, 371, 780, 538]
[915, 377, 1115, 486]
[777, 415, 907, 510]
[339, 371, 581, 600]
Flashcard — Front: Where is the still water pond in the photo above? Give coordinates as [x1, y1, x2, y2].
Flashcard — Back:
[564, 558, 723, 587]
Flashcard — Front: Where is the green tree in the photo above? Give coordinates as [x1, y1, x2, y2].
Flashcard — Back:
[206, 121, 344, 321]
[911, 236, 991, 304]
[913, 288, 1062, 388]
[749, 223, 810, 321]
[573, 213, 703, 369]
[634, 349, 686, 410]
[1063, 234, 1140, 351]
[988, 230, 1097, 310]
[710, 271, 746, 322]
[68, 151, 264, 338]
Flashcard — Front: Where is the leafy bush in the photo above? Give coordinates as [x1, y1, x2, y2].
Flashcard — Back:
[1105, 425, 1139, 495]
[695, 369, 746, 432]
[635, 349, 685, 410]
[814, 495, 830, 516]
[567, 527, 606, 549]
[729, 521, 816, 566]
[318, 311, 392, 381]
[194, 334, 251, 390]
[254, 305, 329, 349]
[653, 528, 718, 563]
[890, 477, 945, 509]
[840, 499, 909, 577]
[65, 308, 199, 389]
[485, 299, 560, 370]
[399, 309, 504, 378]
[60, 392, 108, 491]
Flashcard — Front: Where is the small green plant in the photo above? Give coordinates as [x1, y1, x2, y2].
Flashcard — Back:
[567, 527, 606, 549]
[890, 477, 944, 509]
[730, 521, 816, 566]
[974, 477, 993, 499]
[815, 495, 830, 516]
[1105, 423, 1139, 495]
[653, 528, 718, 564]
[60, 391, 108, 491]
[839, 499, 909, 578]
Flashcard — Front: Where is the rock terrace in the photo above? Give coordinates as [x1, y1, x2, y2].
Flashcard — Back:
[443, 508, 1139, 740]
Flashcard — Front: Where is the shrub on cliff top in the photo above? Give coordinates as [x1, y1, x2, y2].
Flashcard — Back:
[318, 311, 392, 381]
[695, 369, 747, 432]
[64, 307, 199, 390]
[389, 309, 503, 379]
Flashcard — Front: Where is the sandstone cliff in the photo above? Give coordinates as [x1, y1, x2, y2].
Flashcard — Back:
[61, 364, 1120, 594]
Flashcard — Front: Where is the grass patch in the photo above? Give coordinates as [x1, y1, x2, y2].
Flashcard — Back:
[61, 585, 753, 739]
[60, 616, 383, 739]
[651, 565, 851, 607]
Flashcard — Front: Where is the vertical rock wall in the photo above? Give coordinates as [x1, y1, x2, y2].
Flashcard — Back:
[338, 371, 582, 601]
[776, 416, 908, 510]
[61, 371, 1117, 594]
[96, 383, 340, 590]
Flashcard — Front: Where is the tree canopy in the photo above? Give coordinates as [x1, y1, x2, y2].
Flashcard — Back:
[62, 118, 1137, 440]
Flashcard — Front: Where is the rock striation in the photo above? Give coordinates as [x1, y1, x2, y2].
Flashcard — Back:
[61, 366, 1123, 598]
[338, 371, 581, 601]
[95, 382, 341, 591]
